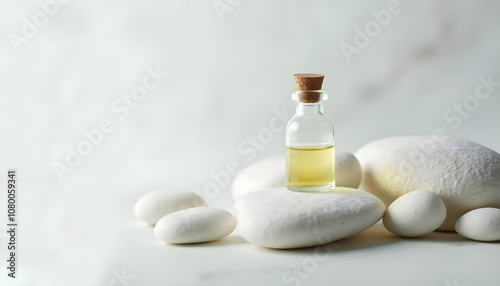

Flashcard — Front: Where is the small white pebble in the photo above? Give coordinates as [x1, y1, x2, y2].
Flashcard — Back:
[455, 207, 500, 241]
[383, 190, 446, 237]
[134, 190, 207, 225]
[154, 207, 237, 244]
[335, 151, 362, 188]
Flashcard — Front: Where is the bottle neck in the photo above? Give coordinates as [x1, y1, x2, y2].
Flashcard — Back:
[295, 102, 324, 115]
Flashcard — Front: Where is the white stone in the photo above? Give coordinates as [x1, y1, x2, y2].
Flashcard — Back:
[335, 151, 362, 188]
[383, 190, 446, 237]
[231, 151, 362, 198]
[231, 156, 285, 199]
[134, 190, 207, 225]
[455, 208, 500, 241]
[356, 136, 500, 231]
[154, 207, 237, 244]
[234, 187, 385, 249]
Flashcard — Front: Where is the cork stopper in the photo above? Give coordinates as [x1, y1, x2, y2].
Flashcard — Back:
[293, 73, 325, 103]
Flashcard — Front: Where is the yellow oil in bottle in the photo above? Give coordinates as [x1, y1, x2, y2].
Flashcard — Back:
[286, 145, 335, 192]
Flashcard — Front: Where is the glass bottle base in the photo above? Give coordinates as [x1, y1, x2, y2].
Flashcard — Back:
[286, 183, 336, 193]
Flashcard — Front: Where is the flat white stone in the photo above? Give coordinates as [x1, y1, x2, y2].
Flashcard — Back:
[455, 208, 500, 241]
[231, 151, 362, 198]
[134, 190, 207, 225]
[383, 190, 446, 237]
[356, 136, 500, 230]
[234, 187, 385, 249]
[154, 207, 237, 244]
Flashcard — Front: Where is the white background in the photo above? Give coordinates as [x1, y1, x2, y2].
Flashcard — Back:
[0, 0, 499, 285]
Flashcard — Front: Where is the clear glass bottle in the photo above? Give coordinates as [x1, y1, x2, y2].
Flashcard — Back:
[286, 74, 335, 192]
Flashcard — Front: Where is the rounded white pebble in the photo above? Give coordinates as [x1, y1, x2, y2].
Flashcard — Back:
[383, 190, 446, 237]
[455, 208, 500, 241]
[134, 190, 207, 225]
[154, 207, 237, 244]
[335, 151, 362, 188]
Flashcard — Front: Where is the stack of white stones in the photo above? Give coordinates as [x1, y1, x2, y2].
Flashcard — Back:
[355, 136, 500, 241]
[232, 151, 387, 248]
[232, 137, 500, 247]
[135, 137, 500, 248]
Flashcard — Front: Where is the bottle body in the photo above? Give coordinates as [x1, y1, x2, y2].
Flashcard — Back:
[286, 101, 335, 192]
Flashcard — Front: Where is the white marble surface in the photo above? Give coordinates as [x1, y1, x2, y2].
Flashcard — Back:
[9, 191, 499, 286]
[0, 0, 500, 285]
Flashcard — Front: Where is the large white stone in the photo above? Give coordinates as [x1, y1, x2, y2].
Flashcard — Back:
[154, 207, 237, 244]
[356, 136, 500, 230]
[231, 151, 362, 198]
[234, 187, 385, 249]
